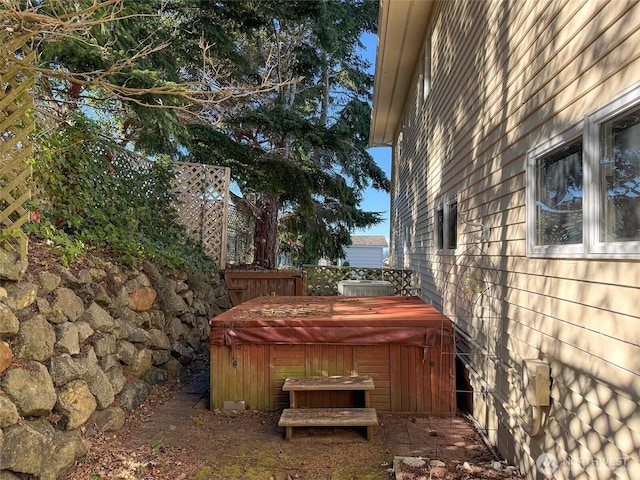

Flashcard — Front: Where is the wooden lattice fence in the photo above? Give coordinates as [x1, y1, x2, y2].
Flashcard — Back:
[304, 265, 414, 296]
[0, 34, 34, 280]
[227, 201, 255, 265]
[172, 162, 230, 268]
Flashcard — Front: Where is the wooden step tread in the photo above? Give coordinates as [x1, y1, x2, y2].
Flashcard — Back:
[282, 375, 375, 391]
[278, 408, 378, 427]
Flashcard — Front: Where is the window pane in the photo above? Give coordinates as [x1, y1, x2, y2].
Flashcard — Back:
[448, 201, 458, 249]
[600, 105, 640, 243]
[436, 207, 444, 249]
[534, 141, 583, 245]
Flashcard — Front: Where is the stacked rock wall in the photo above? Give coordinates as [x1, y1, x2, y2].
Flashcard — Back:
[0, 260, 230, 480]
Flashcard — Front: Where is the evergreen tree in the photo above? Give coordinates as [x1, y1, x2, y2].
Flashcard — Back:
[185, 0, 389, 268]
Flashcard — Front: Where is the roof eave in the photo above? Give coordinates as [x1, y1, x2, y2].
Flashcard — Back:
[370, 0, 434, 147]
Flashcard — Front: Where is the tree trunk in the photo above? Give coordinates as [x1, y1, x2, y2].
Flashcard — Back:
[253, 194, 280, 269]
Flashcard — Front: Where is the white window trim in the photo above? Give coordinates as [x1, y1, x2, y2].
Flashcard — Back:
[585, 83, 640, 258]
[526, 121, 585, 258]
[527, 83, 640, 259]
[436, 194, 458, 254]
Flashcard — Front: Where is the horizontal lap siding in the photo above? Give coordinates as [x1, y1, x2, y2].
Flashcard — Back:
[391, 0, 640, 477]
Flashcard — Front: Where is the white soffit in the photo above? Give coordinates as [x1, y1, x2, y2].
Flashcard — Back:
[370, 0, 433, 146]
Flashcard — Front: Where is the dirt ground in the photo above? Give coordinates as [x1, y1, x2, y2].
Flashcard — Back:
[60, 356, 525, 480]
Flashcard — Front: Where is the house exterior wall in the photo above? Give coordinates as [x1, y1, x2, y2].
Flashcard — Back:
[342, 245, 385, 268]
[387, 1, 640, 479]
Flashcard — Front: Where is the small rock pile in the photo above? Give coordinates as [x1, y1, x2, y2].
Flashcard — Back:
[0, 260, 230, 480]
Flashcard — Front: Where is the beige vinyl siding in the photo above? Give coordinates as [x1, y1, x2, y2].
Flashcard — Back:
[389, 0, 640, 478]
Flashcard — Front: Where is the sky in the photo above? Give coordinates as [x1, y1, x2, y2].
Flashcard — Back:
[352, 33, 392, 241]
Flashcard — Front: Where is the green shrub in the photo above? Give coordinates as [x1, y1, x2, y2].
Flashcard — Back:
[29, 111, 217, 273]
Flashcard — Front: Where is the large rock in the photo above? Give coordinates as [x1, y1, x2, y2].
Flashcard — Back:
[117, 341, 152, 378]
[78, 302, 115, 333]
[48, 287, 85, 324]
[12, 315, 55, 362]
[123, 273, 152, 293]
[59, 269, 82, 288]
[73, 346, 115, 408]
[128, 286, 157, 312]
[90, 332, 117, 357]
[99, 353, 119, 372]
[172, 341, 196, 365]
[49, 429, 88, 479]
[192, 298, 209, 316]
[180, 312, 196, 326]
[83, 268, 107, 283]
[121, 307, 150, 328]
[84, 367, 115, 409]
[117, 379, 151, 411]
[75, 269, 93, 284]
[144, 366, 168, 386]
[167, 316, 186, 339]
[152, 349, 171, 366]
[0, 419, 86, 480]
[160, 357, 183, 378]
[0, 303, 19, 335]
[113, 317, 135, 340]
[55, 322, 80, 355]
[148, 310, 166, 330]
[55, 379, 97, 430]
[116, 339, 137, 365]
[74, 284, 96, 309]
[1, 361, 57, 416]
[38, 271, 61, 295]
[131, 348, 153, 378]
[1, 282, 36, 310]
[75, 347, 100, 376]
[106, 366, 127, 395]
[147, 328, 171, 350]
[48, 354, 88, 387]
[0, 340, 12, 374]
[0, 246, 29, 280]
[0, 395, 20, 428]
[113, 317, 150, 342]
[91, 282, 113, 307]
[142, 262, 189, 315]
[36, 296, 52, 315]
[0, 420, 55, 475]
[127, 325, 152, 344]
[88, 406, 126, 432]
[76, 320, 94, 343]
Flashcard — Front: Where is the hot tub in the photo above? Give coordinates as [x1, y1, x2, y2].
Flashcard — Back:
[209, 295, 455, 413]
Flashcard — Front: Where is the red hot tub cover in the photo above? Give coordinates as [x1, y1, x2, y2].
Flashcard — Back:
[209, 296, 454, 348]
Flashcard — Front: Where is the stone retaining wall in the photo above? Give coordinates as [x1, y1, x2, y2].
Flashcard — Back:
[0, 260, 230, 480]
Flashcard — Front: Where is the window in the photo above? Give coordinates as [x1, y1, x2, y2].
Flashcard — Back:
[588, 90, 640, 255]
[436, 206, 444, 250]
[527, 83, 640, 258]
[531, 135, 584, 252]
[436, 196, 457, 252]
[448, 201, 458, 249]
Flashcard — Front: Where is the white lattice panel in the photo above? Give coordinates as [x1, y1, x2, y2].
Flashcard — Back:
[173, 163, 230, 267]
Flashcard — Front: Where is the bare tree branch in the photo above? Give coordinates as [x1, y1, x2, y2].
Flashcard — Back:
[0, 0, 301, 124]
